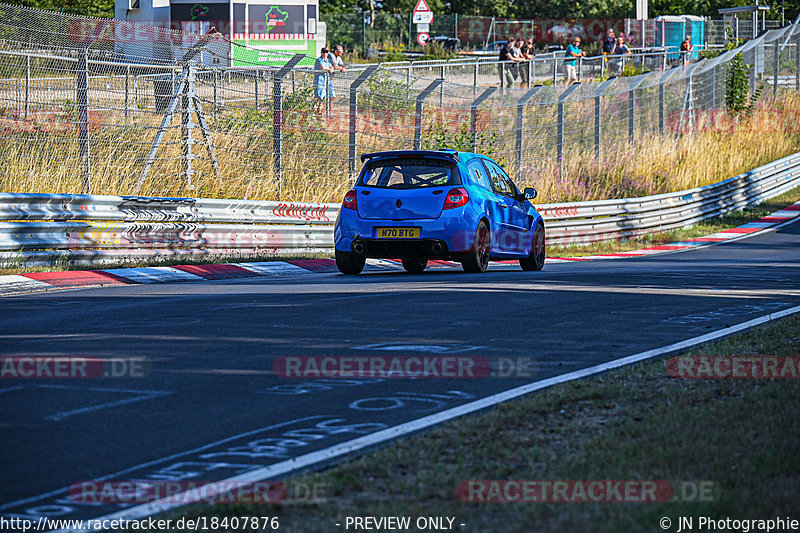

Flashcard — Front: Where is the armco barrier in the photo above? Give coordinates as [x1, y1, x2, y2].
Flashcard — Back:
[1, 151, 799, 266]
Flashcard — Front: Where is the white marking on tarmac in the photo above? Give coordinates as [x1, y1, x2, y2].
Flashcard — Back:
[49, 303, 800, 532]
[100, 267, 203, 283]
[0, 416, 331, 513]
[352, 343, 483, 353]
[0, 275, 52, 295]
[233, 262, 308, 275]
[38, 385, 170, 422]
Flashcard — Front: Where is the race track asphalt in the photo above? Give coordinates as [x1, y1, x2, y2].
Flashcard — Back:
[1, 219, 798, 521]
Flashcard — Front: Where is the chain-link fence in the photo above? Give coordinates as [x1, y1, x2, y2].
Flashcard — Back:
[0, 2, 797, 203]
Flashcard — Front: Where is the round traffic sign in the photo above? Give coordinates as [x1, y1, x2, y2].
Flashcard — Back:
[417, 32, 430, 46]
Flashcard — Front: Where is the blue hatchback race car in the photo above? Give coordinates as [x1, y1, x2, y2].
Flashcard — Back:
[333, 150, 545, 274]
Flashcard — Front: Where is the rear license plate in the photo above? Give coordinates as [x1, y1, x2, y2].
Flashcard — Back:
[375, 227, 421, 239]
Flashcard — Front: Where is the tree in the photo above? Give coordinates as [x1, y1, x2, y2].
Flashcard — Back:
[12, 0, 114, 18]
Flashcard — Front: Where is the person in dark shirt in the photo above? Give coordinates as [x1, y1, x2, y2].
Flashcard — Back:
[498, 37, 522, 87]
[602, 28, 617, 55]
[609, 35, 632, 74]
[519, 38, 534, 86]
[680, 35, 692, 64]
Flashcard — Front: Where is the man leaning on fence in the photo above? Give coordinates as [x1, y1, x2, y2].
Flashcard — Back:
[332, 45, 346, 73]
[498, 38, 524, 88]
[519, 38, 535, 87]
[610, 35, 632, 74]
[680, 35, 692, 65]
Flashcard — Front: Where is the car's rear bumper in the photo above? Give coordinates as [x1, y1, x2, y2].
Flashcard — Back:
[334, 210, 478, 256]
[350, 238, 451, 259]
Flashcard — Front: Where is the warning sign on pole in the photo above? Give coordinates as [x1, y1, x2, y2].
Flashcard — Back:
[413, 0, 431, 12]
[412, 0, 433, 25]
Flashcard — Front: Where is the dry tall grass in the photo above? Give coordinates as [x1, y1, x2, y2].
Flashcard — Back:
[1, 91, 799, 204]
[520, 92, 800, 203]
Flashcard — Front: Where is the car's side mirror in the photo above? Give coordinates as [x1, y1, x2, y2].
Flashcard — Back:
[523, 187, 537, 200]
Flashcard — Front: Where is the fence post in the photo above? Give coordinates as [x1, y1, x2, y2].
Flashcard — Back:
[77, 48, 91, 193]
[659, 77, 666, 135]
[577, 56, 582, 82]
[272, 54, 305, 197]
[473, 62, 478, 95]
[557, 83, 580, 173]
[796, 34, 800, 91]
[470, 87, 497, 152]
[414, 79, 443, 150]
[125, 65, 130, 121]
[593, 78, 616, 160]
[255, 70, 259, 111]
[628, 88, 635, 143]
[774, 41, 780, 99]
[500, 63, 506, 90]
[181, 63, 197, 190]
[710, 65, 716, 108]
[654, 68, 678, 138]
[349, 65, 380, 177]
[628, 77, 646, 144]
[24, 54, 30, 120]
[515, 86, 541, 177]
[552, 56, 558, 84]
[440, 65, 445, 106]
[213, 70, 218, 115]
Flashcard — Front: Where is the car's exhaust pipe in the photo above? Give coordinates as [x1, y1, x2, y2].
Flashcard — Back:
[353, 242, 366, 254]
[431, 242, 443, 254]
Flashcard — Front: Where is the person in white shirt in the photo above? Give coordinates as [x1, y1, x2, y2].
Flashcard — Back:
[332, 45, 346, 73]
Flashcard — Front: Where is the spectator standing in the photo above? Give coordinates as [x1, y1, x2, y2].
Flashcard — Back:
[332, 45, 346, 73]
[498, 38, 523, 87]
[680, 35, 692, 64]
[564, 37, 585, 85]
[313, 47, 335, 112]
[610, 35, 632, 74]
[519, 38, 535, 86]
[602, 28, 617, 62]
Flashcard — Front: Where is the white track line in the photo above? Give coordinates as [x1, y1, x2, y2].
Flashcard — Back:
[52, 303, 800, 532]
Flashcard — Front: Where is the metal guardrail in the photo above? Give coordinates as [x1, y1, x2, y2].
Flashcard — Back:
[1, 151, 798, 267]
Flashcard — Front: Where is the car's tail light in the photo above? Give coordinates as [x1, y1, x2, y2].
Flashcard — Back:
[342, 189, 357, 210]
[443, 187, 469, 210]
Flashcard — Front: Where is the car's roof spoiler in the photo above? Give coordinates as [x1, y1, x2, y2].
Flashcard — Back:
[360, 150, 460, 163]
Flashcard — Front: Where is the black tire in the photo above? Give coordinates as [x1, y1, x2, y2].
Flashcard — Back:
[461, 220, 491, 273]
[520, 221, 545, 271]
[401, 257, 428, 273]
[335, 249, 366, 275]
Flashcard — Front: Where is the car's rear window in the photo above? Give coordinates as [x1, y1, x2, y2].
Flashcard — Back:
[358, 158, 461, 189]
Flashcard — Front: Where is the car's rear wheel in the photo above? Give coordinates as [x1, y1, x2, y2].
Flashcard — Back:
[402, 257, 428, 273]
[520, 221, 545, 271]
[461, 220, 491, 273]
[336, 249, 366, 275]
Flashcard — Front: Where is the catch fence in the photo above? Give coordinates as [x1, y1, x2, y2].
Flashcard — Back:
[0, 2, 798, 203]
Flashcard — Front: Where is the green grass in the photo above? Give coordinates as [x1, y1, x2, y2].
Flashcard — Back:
[153, 313, 800, 532]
